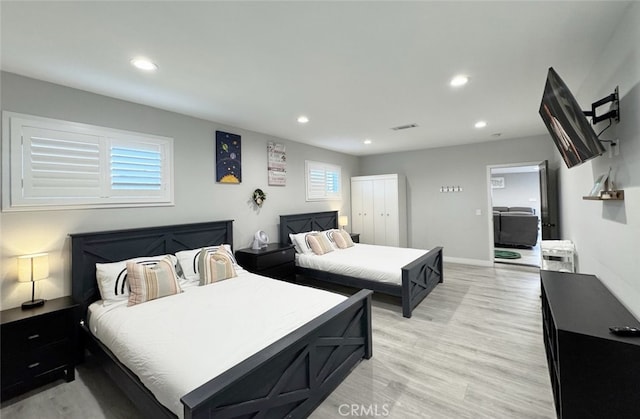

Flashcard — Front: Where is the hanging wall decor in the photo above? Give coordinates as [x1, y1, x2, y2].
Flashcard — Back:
[252, 188, 267, 207]
[267, 141, 286, 186]
[216, 131, 241, 183]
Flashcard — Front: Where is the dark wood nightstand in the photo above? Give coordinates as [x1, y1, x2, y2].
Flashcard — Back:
[235, 243, 296, 281]
[1, 296, 79, 401]
[349, 233, 360, 243]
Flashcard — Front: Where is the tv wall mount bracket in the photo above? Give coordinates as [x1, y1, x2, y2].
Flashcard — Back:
[584, 86, 620, 125]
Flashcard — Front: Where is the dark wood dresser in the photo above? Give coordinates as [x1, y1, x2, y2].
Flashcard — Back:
[1, 296, 79, 400]
[541, 271, 640, 418]
[235, 243, 296, 281]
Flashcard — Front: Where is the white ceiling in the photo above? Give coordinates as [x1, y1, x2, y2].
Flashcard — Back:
[0, 1, 631, 156]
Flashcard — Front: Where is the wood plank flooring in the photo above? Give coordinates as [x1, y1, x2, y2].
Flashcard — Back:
[1, 263, 555, 419]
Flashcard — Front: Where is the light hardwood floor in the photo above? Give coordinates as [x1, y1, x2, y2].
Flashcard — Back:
[495, 243, 541, 268]
[1, 264, 555, 419]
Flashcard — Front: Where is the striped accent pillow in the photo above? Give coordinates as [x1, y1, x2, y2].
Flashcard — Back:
[127, 256, 182, 306]
[306, 233, 334, 255]
[332, 230, 348, 249]
[96, 254, 178, 305]
[332, 230, 354, 249]
[175, 245, 236, 282]
[341, 230, 355, 247]
[198, 247, 237, 285]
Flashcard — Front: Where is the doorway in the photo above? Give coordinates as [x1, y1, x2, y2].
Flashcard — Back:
[488, 161, 558, 268]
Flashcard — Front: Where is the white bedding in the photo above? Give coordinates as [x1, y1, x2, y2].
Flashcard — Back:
[88, 270, 347, 418]
[295, 243, 428, 285]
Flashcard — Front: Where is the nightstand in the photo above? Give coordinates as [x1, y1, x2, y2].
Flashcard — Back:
[349, 233, 360, 243]
[235, 243, 296, 281]
[1, 296, 79, 401]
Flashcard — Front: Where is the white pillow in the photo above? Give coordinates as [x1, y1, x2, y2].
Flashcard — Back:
[95, 254, 178, 305]
[175, 244, 235, 282]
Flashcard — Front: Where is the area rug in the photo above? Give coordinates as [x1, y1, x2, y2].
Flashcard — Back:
[495, 250, 522, 259]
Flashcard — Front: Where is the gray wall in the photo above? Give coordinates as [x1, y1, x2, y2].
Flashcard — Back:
[557, 2, 639, 318]
[491, 172, 541, 215]
[359, 136, 556, 265]
[0, 72, 358, 309]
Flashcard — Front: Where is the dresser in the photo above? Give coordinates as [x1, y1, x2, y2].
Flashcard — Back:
[541, 271, 640, 418]
[1, 296, 79, 400]
[235, 243, 296, 281]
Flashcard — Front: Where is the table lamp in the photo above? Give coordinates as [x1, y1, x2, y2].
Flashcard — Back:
[18, 253, 49, 309]
[338, 215, 349, 230]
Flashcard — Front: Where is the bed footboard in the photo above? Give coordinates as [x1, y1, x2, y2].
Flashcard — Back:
[401, 247, 443, 318]
[181, 289, 373, 419]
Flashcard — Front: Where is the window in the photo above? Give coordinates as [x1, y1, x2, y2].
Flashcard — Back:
[2, 112, 174, 210]
[305, 160, 341, 201]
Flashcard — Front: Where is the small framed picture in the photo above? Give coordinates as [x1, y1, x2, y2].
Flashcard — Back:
[491, 177, 505, 189]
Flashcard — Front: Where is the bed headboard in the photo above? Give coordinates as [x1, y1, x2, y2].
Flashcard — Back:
[279, 211, 338, 244]
[71, 220, 233, 320]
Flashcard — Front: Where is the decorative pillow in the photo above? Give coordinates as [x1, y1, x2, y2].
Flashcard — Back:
[290, 232, 317, 254]
[96, 254, 178, 305]
[198, 247, 237, 285]
[332, 230, 348, 249]
[175, 245, 235, 282]
[341, 230, 355, 247]
[306, 233, 334, 255]
[127, 256, 182, 306]
[321, 229, 341, 249]
[332, 230, 354, 249]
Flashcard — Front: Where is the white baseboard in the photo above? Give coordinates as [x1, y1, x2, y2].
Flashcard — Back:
[444, 256, 493, 267]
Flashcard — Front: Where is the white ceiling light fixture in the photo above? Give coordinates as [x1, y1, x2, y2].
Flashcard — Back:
[297, 115, 309, 124]
[450, 75, 469, 87]
[475, 120, 487, 128]
[363, 139, 372, 145]
[130, 57, 158, 71]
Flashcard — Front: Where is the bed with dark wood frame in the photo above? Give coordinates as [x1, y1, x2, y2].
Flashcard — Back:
[279, 211, 443, 319]
[71, 220, 372, 419]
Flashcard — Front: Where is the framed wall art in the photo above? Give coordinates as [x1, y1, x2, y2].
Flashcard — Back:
[216, 131, 241, 183]
[491, 177, 505, 189]
[267, 141, 286, 186]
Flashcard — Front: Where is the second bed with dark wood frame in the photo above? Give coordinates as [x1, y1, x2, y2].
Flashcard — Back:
[71, 220, 372, 419]
[280, 211, 443, 319]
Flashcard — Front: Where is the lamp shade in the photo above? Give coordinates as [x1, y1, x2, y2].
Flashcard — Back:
[338, 215, 349, 227]
[18, 253, 49, 283]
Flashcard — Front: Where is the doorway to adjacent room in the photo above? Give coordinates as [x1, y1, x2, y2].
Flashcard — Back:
[487, 160, 559, 268]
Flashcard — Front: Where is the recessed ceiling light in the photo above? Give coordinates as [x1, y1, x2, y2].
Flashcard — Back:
[363, 139, 372, 145]
[130, 58, 158, 71]
[297, 115, 309, 124]
[450, 75, 469, 87]
[475, 121, 487, 128]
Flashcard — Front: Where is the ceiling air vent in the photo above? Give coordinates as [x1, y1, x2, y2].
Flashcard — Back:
[390, 123, 418, 131]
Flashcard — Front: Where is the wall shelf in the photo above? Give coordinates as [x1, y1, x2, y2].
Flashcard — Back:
[582, 190, 624, 201]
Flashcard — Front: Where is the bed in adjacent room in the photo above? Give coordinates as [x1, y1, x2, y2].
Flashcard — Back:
[71, 220, 372, 419]
[279, 211, 443, 318]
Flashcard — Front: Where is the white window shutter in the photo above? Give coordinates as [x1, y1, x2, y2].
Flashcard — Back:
[3, 112, 174, 210]
[305, 160, 342, 201]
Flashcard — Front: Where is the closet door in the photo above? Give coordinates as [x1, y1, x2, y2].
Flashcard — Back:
[351, 179, 374, 244]
[373, 178, 387, 245]
[383, 178, 400, 246]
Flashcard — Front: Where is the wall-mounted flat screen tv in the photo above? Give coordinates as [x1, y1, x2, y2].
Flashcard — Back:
[539, 67, 605, 168]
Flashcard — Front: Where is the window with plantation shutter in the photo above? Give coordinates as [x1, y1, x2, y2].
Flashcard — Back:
[305, 160, 342, 201]
[3, 112, 173, 210]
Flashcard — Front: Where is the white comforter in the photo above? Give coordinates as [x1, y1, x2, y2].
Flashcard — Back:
[88, 270, 346, 418]
[295, 243, 428, 285]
